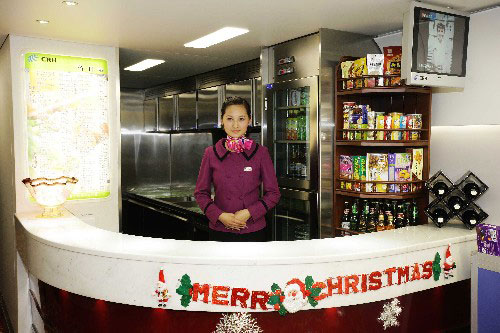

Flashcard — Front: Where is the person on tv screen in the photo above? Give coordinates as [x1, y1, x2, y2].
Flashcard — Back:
[427, 15, 454, 73]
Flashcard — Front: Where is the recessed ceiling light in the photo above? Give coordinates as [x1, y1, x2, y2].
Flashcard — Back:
[36, 20, 50, 24]
[62, 1, 78, 5]
[124, 59, 165, 71]
[184, 27, 249, 48]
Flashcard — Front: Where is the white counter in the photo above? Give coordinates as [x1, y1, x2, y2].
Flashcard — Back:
[16, 210, 476, 313]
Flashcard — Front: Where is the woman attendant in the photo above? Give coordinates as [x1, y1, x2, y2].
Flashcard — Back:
[194, 97, 280, 242]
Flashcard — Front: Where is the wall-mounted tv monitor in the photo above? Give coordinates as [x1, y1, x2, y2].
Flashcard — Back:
[402, 1, 470, 88]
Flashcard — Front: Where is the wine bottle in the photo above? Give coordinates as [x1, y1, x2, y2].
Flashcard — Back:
[432, 181, 449, 197]
[349, 199, 359, 231]
[447, 195, 464, 213]
[410, 200, 419, 226]
[341, 201, 350, 230]
[358, 201, 368, 232]
[366, 203, 377, 233]
[386, 214, 395, 230]
[463, 182, 480, 200]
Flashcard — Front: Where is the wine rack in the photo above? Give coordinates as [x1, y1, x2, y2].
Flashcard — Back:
[425, 170, 489, 229]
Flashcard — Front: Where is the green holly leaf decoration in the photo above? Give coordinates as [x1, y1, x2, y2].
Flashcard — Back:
[180, 295, 191, 308]
[305, 276, 314, 290]
[271, 283, 281, 292]
[180, 274, 192, 288]
[278, 305, 289, 316]
[433, 252, 442, 281]
[309, 287, 322, 298]
[308, 296, 319, 308]
[176, 285, 190, 296]
[268, 295, 281, 305]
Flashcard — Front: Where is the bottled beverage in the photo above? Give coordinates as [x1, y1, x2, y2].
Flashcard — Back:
[289, 145, 297, 177]
[358, 200, 369, 232]
[300, 88, 309, 106]
[386, 214, 395, 230]
[299, 145, 307, 178]
[447, 195, 464, 213]
[410, 200, 419, 226]
[376, 210, 385, 232]
[461, 209, 479, 226]
[394, 204, 404, 228]
[463, 182, 480, 200]
[366, 203, 377, 233]
[341, 201, 351, 230]
[431, 181, 449, 197]
[290, 110, 298, 140]
[349, 199, 359, 231]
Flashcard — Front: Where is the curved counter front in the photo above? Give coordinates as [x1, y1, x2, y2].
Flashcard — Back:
[16, 210, 475, 331]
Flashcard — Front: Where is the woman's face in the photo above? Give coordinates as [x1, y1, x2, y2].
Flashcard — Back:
[222, 104, 251, 138]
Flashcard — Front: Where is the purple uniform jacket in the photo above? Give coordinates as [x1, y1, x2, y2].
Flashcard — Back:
[194, 138, 281, 234]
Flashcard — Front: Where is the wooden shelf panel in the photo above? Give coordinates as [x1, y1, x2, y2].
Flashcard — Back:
[335, 190, 426, 199]
[337, 179, 425, 184]
[335, 140, 429, 147]
[337, 86, 431, 95]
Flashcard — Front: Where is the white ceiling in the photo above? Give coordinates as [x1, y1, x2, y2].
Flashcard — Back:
[1, 0, 498, 89]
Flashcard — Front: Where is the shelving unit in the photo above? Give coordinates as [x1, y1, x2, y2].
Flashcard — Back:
[332, 57, 432, 237]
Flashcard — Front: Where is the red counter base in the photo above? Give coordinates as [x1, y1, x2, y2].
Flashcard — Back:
[38, 280, 470, 332]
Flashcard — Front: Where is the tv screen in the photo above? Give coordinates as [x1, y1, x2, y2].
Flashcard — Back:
[412, 7, 469, 76]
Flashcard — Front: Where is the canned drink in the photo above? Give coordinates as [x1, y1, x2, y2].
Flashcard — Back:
[385, 115, 392, 140]
[411, 131, 420, 140]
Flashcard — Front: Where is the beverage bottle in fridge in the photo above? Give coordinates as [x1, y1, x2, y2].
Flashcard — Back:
[289, 145, 297, 177]
[358, 200, 369, 232]
[291, 110, 298, 140]
[341, 200, 351, 230]
[286, 111, 292, 140]
[300, 88, 309, 106]
[299, 145, 307, 178]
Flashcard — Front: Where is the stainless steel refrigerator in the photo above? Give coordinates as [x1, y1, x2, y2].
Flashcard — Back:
[262, 29, 380, 240]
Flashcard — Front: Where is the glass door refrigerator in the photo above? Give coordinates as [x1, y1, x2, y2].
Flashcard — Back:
[265, 76, 319, 240]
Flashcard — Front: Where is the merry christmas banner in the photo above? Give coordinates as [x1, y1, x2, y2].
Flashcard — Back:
[149, 242, 473, 314]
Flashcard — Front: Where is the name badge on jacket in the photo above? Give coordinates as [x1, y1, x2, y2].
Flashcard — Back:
[244, 167, 252, 172]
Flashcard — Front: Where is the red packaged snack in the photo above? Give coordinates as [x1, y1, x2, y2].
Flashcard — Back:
[383, 46, 402, 86]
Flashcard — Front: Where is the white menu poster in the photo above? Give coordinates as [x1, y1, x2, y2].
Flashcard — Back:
[24, 52, 110, 199]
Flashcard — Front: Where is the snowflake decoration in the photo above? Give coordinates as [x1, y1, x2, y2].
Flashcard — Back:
[378, 298, 402, 330]
[213, 312, 263, 333]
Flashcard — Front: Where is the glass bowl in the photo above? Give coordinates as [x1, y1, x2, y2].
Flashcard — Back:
[22, 176, 78, 218]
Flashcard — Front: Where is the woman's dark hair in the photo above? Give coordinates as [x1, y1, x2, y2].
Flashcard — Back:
[221, 96, 251, 118]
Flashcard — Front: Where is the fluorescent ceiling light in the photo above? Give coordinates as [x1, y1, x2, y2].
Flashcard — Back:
[124, 59, 165, 71]
[36, 19, 50, 24]
[184, 27, 249, 48]
[62, 1, 78, 5]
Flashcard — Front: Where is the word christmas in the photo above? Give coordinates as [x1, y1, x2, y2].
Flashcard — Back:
[171, 247, 456, 315]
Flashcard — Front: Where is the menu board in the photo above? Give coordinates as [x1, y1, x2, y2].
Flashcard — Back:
[24, 52, 110, 199]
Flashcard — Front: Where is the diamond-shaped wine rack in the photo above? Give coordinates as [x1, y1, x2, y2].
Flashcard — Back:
[425, 170, 489, 229]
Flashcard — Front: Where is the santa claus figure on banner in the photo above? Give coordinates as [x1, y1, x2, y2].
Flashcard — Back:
[443, 244, 456, 279]
[282, 279, 310, 313]
[154, 270, 170, 307]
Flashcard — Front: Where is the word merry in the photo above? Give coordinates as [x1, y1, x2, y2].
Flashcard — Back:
[190, 284, 270, 310]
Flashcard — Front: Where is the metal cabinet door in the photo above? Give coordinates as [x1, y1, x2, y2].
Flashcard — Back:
[197, 86, 219, 129]
[178, 91, 197, 130]
[158, 95, 175, 131]
[225, 79, 252, 110]
[253, 77, 262, 126]
[144, 98, 157, 131]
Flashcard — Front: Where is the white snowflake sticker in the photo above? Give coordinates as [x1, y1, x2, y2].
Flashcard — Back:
[378, 298, 402, 330]
[213, 312, 263, 333]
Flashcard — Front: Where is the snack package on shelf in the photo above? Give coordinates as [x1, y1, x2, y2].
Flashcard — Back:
[352, 57, 367, 88]
[383, 46, 402, 86]
[360, 155, 367, 192]
[341, 61, 354, 89]
[409, 148, 424, 191]
[367, 110, 376, 140]
[366, 54, 384, 87]
[395, 153, 412, 192]
[388, 153, 396, 193]
[390, 112, 403, 140]
[376, 112, 385, 140]
[353, 156, 361, 192]
[367, 153, 388, 193]
[339, 155, 353, 190]
[342, 102, 356, 139]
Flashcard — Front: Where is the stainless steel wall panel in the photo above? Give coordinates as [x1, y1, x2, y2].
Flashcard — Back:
[177, 92, 197, 130]
[135, 133, 171, 186]
[120, 89, 145, 131]
[197, 87, 219, 129]
[253, 77, 262, 126]
[158, 95, 175, 131]
[170, 133, 212, 187]
[272, 33, 320, 83]
[144, 98, 158, 131]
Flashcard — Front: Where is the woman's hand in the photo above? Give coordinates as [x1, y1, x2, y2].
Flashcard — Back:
[234, 209, 251, 223]
[219, 212, 247, 231]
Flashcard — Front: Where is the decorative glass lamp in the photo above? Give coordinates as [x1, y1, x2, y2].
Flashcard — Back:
[22, 176, 78, 218]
